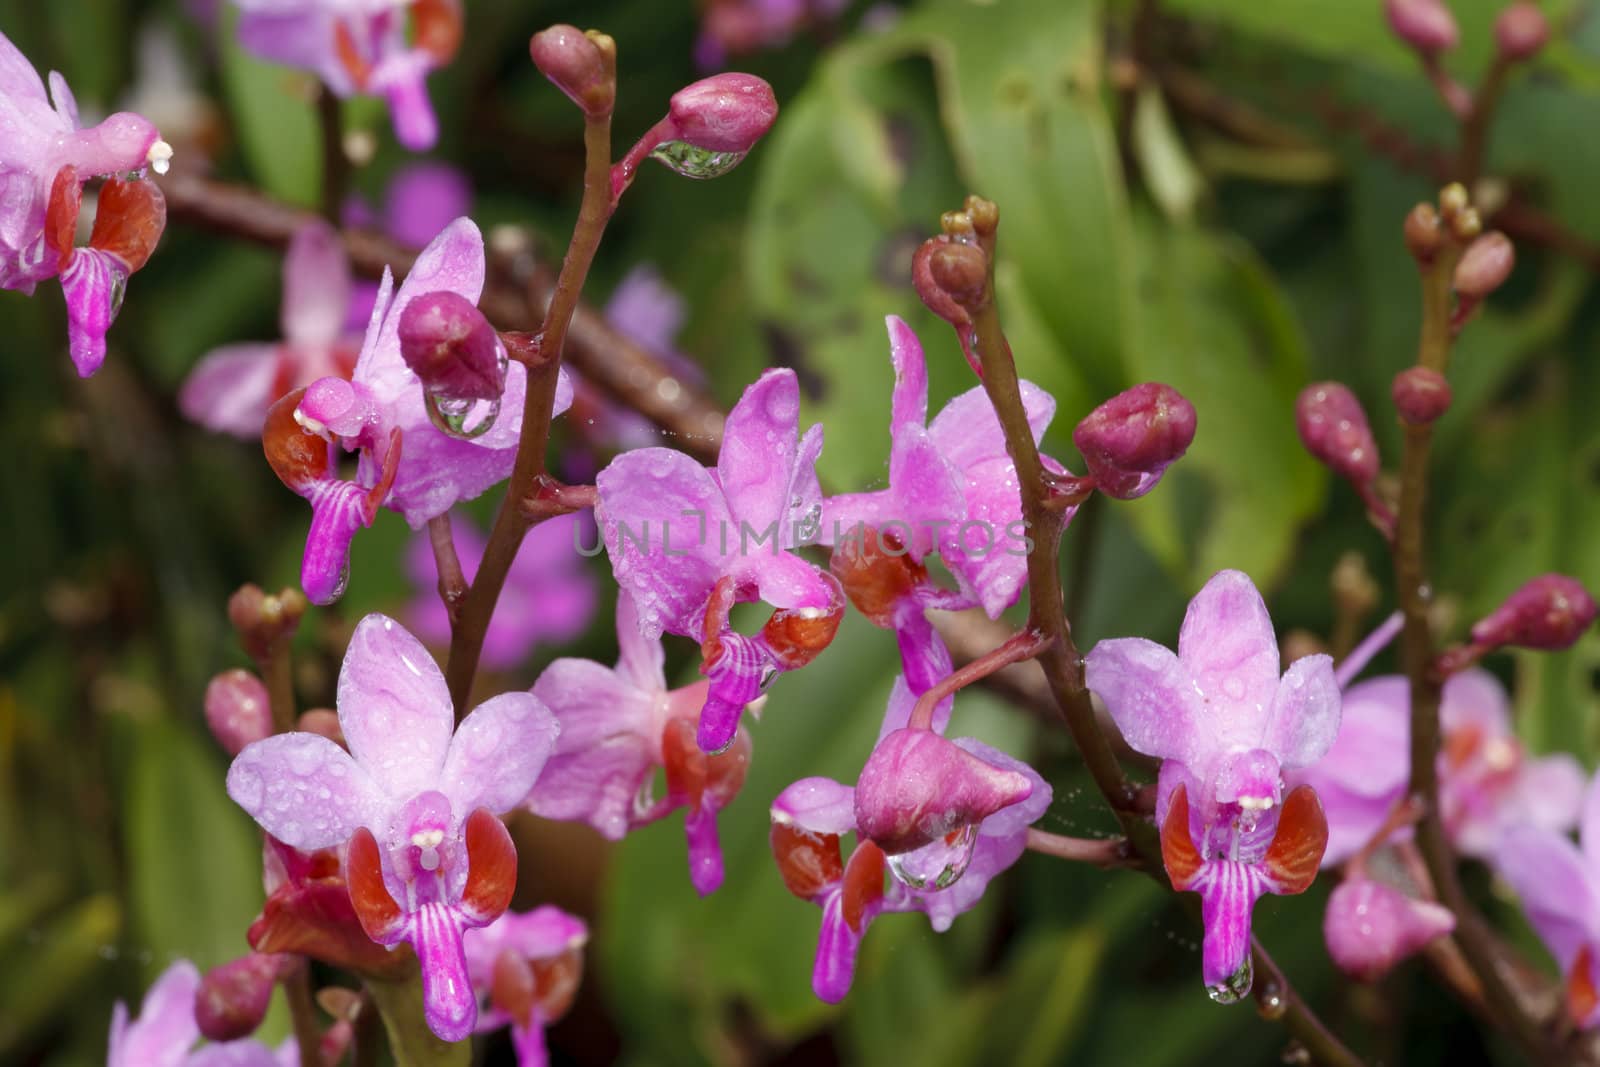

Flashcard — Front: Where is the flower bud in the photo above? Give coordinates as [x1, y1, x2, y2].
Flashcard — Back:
[205, 669, 272, 755]
[925, 240, 988, 310]
[854, 728, 1032, 855]
[1295, 383, 1380, 485]
[227, 584, 308, 662]
[297, 708, 344, 746]
[398, 291, 504, 402]
[668, 73, 778, 154]
[1469, 574, 1598, 653]
[1323, 879, 1454, 982]
[528, 25, 614, 117]
[195, 953, 283, 1041]
[1384, 0, 1460, 54]
[1495, 2, 1549, 62]
[1403, 203, 1443, 266]
[1392, 366, 1452, 425]
[1453, 231, 1514, 300]
[1073, 382, 1198, 499]
[912, 238, 974, 327]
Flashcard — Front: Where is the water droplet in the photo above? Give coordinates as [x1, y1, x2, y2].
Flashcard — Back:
[648, 139, 748, 180]
[426, 389, 502, 439]
[467, 719, 502, 758]
[107, 272, 127, 321]
[1257, 981, 1287, 1019]
[285, 739, 322, 776]
[886, 824, 980, 890]
[1207, 956, 1253, 1004]
[232, 765, 265, 810]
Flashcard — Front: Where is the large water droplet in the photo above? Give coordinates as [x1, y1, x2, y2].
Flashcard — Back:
[426, 388, 501, 439]
[1207, 956, 1253, 1004]
[648, 140, 748, 180]
[886, 824, 980, 890]
[108, 271, 127, 322]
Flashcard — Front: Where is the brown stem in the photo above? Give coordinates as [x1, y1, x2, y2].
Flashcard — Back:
[443, 110, 615, 714]
[155, 172, 724, 461]
[317, 87, 347, 226]
[908, 628, 1050, 730]
[1251, 938, 1368, 1067]
[426, 514, 469, 629]
[1396, 241, 1567, 1060]
[1458, 59, 1510, 189]
[1025, 828, 1136, 869]
[352, 989, 381, 1067]
[284, 964, 324, 1067]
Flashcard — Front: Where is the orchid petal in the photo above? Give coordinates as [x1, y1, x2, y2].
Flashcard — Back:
[337, 613, 455, 797]
[58, 245, 129, 377]
[1262, 653, 1341, 769]
[179, 343, 281, 438]
[772, 777, 857, 836]
[685, 805, 725, 896]
[718, 368, 806, 528]
[811, 891, 864, 1004]
[111, 960, 201, 1067]
[1085, 636, 1200, 766]
[281, 221, 351, 348]
[1177, 569, 1282, 746]
[441, 692, 559, 816]
[886, 315, 927, 435]
[1502, 826, 1600, 973]
[226, 733, 384, 850]
[411, 902, 478, 1041]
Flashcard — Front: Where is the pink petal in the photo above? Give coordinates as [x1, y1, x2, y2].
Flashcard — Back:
[0, 32, 51, 110]
[811, 891, 864, 1004]
[440, 692, 559, 816]
[898, 831, 1028, 934]
[1263, 653, 1341, 769]
[953, 737, 1052, 837]
[178, 342, 280, 438]
[1438, 667, 1513, 737]
[718, 368, 808, 529]
[235, 11, 352, 94]
[281, 220, 351, 348]
[463, 906, 587, 978]
[47, 70, 78, 127]
[384, 163, 472, 250]
[685, 805, 725, 896]
[1501, 826, 1600, 972]
[226, 732, 385, 849]
[411, 903, 478, 1041]
[1084, 636, 1202, 766]
[336, 614, 455, 797]
[885, 424, 968, 560]
[1196, 860, 1270, 994]
[614, 593, 667, 692]
[604, 264, 685, 354]
[1512, 753, 1585, 838]
[925, 379, 1054, 473]
[937, 453, 1034, 618]
[527, 658, 658, 839]
[1585, 772, 1600, 884]
[373, 51, 439, 151]
[771, 777, 857, 836]
[596, 447, 732, 638]
[738, 548, 834, 612]
[885, 315, 927, 436]
[114, 960, 201, 1067]
[877, 673, 951, 741]
[1176, 569, 1282, 747]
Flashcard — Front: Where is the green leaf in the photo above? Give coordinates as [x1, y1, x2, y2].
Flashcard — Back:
[122, 717, 263, 979]
[217, 6, 321, 207]
[1121, 216, 1326, 590]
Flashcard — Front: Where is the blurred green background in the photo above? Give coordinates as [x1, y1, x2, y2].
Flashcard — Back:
[2, 0, 1598, 1063]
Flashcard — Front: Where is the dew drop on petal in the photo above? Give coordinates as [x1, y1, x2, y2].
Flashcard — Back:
[231, 764, 265, 810]
[425, 389, 501, 439]
[648, 140, 747, 180]
[1207, 956, 1253, 1004]
[886, 823, 980, 890]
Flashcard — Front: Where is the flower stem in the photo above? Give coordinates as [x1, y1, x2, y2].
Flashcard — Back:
[427, 514, 468, 629]
[317, 87, 347, 226]
[1251, 938, 1368, 1067]
[1457, 58, 1510, 189]
[283, 963, 324, 1067]
[443, 109, 614, 714]
[1395, 241, 1564, 1060]
[1024, 828, 1135, 869]
[907, 628, 1050, 731]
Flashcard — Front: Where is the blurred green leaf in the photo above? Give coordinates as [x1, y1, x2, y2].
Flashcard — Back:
[0, 894, 119, 1057]
[1122, 216, 1326, 589]
[217, 7, 321, 207]
[122, 717, 262, 979]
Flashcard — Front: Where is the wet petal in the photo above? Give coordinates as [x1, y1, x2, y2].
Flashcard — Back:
[811, 891, 865, 1004]
[1196, 860, 1270, 995]
[926, 379, 1054, 472]
[113, 960, 201, 1067]
[717, 368, 808, 528]
[227, 733, 384, 849]
[1263, 653, 1341, 769]
[1176, 569, 1281, 746]
[1085, 636, 1201, 766]
[952, 737, 1052, 837]
[685, 805, 725, 896]
[772, 777, 856, 836]
[614, 593, 667, 692]
[58, 245, 129, 377]
[337, 613, 455, 796]
[886, 315, 927, 435]
[441, 692, 559, 816]
[411, 902, 478, 1041]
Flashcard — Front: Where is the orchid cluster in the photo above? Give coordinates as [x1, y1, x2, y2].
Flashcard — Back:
[11, 1, 1600, 1064]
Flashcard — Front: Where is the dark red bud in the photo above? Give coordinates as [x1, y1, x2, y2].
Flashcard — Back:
[1072, 382, 1198, 500]
[1453, 231, 1515, 300]
[924, 240, 988, 311]
[529, 25, 615, 116]
[1470, 574, 1597, 653]
[1385, 0, 1460, 54]
[397, 290, 503, 402]
[1296, 382, 1380, 485]
[912, 238, 972, 327]
[194, 953, 283, 1041]
[204, 669, 272, 755]
[1392, 366, 1452, 425]
[1495, 2, 1549, 62]
[667, 73, 778, 154]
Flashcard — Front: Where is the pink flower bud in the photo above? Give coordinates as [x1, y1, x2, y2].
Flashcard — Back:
[913, 237, 983, 324]
[1384, 0, 1460, 54]
[528, 25, 614, 117]
[1392, 366, 1452, 425]
[195, 953, 284, 1041]
[398, 291, 503, 402]
[1073, 382, 1197, 499]
[204, 669, 272, 755]
[1324, 879, 1454, 982]
[1453, 231, 1515, 301]
[1470, 574, 1598, 653]
[1296, 382, 1379, 485]
[1403, 203, 1443, 266]
[298, 708, 344, 746]
[667, 73, 778, 154]
[854, 728, 1033, 855]
[1495, 2, 1550, 62]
